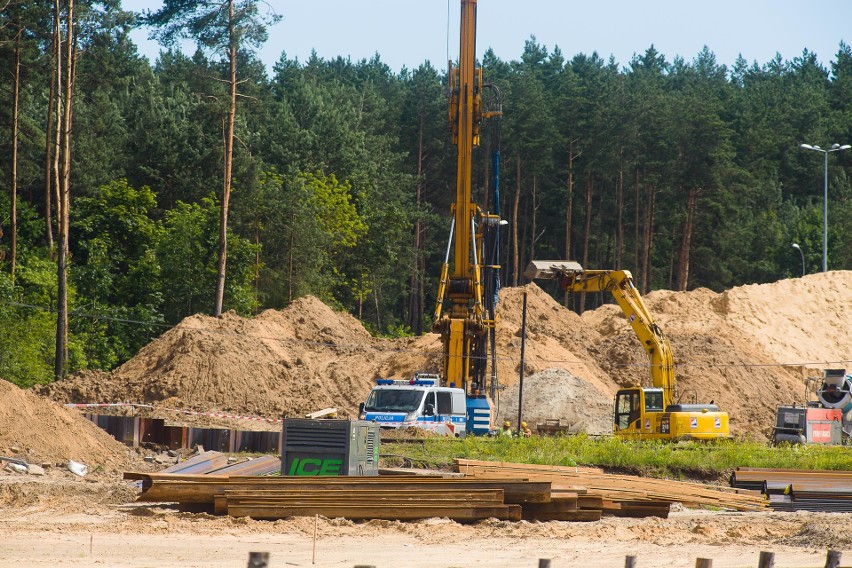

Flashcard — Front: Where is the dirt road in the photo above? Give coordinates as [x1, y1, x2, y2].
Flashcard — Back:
[1, 475, 849, 568]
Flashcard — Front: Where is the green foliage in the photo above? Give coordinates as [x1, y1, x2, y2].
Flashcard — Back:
[145, 0, 280, 55]
[0, 272, 54, 387]
[157, 196, 259, 322]
[385, 435, 852, 478]
[3, 10, 852, 385]
[298, 171, 366, 253]
[0, 258, 89, 386]
[70, 180, 164, 369]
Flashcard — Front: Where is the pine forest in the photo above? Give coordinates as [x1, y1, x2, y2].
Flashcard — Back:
[1, 1, 851, 386]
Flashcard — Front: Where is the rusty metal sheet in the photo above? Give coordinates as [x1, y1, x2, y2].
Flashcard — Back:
[211, 455, 281, 476]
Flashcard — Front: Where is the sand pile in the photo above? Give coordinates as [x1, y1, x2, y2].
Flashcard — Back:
[44, 297, 395, 419]
[495, 368, 613, 435]
[40, 271, 852, 440]
[0, 379, 135, 472]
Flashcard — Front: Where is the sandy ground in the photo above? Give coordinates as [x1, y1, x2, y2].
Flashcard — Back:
[1, 474, 850, 568]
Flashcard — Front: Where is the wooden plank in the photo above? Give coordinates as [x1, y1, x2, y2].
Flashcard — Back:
[223, 489, 505, 500]
[137, 478, 550, 505]
[124, 472, 230, 482]
[455, 460, 766, 512]
[214, 489, 507, 514]
[521, 497, 579, 515]
[227, 497, 508, 507]
[610, 506, 670, 519]
[227, 503, 518, 521]
[521, 509, 602, 522]
[455, 458, 604, 475]
[305, 408, 337, 419]
[577, 495, 604, 509]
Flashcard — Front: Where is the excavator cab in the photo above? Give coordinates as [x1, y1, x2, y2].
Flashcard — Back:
[614, 387, 663, 432]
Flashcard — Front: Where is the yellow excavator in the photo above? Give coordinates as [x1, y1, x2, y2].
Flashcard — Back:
[525, 261, 730, 440]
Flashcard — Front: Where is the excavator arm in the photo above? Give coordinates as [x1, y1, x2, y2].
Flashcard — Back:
[525, 260, 729, 440]
[524, 261, 675, 408]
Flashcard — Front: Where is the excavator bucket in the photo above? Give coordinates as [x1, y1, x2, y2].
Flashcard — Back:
[524, 260, 584, 281]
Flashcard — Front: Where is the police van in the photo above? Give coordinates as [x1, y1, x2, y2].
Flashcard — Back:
[359, 374, 469, 437]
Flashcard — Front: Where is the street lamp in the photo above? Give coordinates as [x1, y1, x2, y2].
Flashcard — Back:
[791, 243, 805, 277]
[799, 142, 851, 272]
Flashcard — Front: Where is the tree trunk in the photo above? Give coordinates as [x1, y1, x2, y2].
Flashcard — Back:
[529, 173, 537, 264]
[253, 212, 260, 313]
[579, 173, 593, 314]
[511, 154, 521, 286]
[633, 167, 640, 275]
[55, 0, 75, 380]
[408, 111, 425, 334]
[10, 25, 21, 283]
[417, 227, 425, 334]
[373, 282, 381, 331]
[563, 139, 578, 307]
[214, 0, 237, 317]
[44, 33, 57, 256]
[520, 181, 528, 282]
[675, 187, 699, 291]
[564, 139, 577, 260]
[667, 223, 677, 290]
[52, 0, 63, 262]
[640, 185, 657, 295]
[616, 148, 624, 269]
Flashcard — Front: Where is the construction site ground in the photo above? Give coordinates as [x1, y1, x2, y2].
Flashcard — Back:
[2, 472, 852, 568]
[3, 273, 852, 567]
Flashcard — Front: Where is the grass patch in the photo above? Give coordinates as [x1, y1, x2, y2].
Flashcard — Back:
[382, 434, 852, 480]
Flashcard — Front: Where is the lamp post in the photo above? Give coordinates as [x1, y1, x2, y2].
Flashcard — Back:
[799, 143, 851, 272]
[791, 243, 805, 277]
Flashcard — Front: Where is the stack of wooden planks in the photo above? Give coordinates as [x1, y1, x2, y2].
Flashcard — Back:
[456, 459, 767, 514]
[125, 459, 766, 522]
[731, 467, 852, 512]
[126, 472, 574, 522]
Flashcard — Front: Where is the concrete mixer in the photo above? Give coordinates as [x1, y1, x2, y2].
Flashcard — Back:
[773, 369, 852, 445]
[816, 368, 852, 435]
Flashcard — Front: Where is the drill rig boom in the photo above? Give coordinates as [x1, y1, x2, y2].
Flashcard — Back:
[431, 0, 501, 435]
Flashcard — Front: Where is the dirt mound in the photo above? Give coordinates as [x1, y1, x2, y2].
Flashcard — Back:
[44, 297, 401, 421]
[493, 285, 614, 397]
[40, 272, 852, 440]
[710, 272, 852, 366]
[0, 379, 135, 472]
[495, 368, 613, 435]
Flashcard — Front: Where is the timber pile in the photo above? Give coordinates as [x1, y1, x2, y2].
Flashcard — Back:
[731, 467, 852, 512]
[456, 459, 767, 513]
[125, 472, 598, 522]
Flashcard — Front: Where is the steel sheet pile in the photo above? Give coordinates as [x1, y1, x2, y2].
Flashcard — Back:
[731, 467, 852, 512]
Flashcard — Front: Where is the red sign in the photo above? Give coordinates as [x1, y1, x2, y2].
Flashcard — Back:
[806, 408, 842, 422]
[809, 422, 834, 443]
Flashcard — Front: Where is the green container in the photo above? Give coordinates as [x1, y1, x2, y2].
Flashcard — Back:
[281, 418, 379, 476]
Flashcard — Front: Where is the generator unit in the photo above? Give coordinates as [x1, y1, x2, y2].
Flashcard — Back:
[772, 405, 843, 445]
[281, 418, 379, 477]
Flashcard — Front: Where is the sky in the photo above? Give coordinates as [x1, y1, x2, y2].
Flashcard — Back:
[123, 0, 852, 74]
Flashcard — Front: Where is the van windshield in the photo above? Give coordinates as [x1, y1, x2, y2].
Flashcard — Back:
[364, 389, 424, 412]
